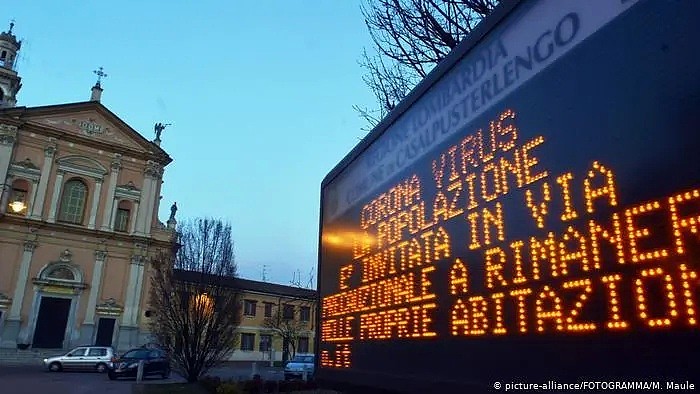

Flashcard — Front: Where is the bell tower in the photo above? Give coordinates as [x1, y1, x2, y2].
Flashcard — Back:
[0, 20, 22, 108]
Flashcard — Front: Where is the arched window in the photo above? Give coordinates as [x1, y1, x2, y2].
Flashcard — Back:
[7, 178, 29, 214]
[0, 89, 4, 102]
[114, 200, 132, 232]
[58, 178, 88, 224]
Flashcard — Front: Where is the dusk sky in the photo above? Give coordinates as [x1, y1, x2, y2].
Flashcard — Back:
[5, 1, 377, 286]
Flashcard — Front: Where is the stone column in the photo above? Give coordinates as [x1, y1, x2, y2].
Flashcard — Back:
[129, 201, 139, 234]
[26, 179, 39, 217]
[79, 250, 107, 345]
[133, 167, 154, 236]
[118, 255, 145, 350]
[131, 262, 146, 326]
[145, 187, 158, 235]
[46, 170, 65, 223]
[144, 170, 162, 236]
[1, 240, 37, 348]
[100, 154, 121, 231]
[0, 124, 18, 216]
[87, 178, 103, 229]
[122, 255, 145, 326]
[0, 125, 17, 181]
[30, 139, 57, 220]
[0, 176, 12, 215]
[109, 200, 119, 230]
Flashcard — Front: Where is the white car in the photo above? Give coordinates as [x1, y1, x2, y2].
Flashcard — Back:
[43, 346, 115, 373]
[284, 354, 315, 380]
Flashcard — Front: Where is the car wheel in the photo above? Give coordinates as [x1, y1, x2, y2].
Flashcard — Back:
[108, 372, 117, 380]
[48, 362, 62, 372]
[95, 363, 107, 373]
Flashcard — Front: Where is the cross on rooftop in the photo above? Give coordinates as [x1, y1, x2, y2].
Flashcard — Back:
[93, 66, 108, 85]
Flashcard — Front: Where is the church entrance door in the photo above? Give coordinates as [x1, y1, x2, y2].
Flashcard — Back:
[32, 297, 71, 348]
[95, 318, 116, 347]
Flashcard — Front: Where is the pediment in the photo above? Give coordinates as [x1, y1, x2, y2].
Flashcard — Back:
[21, 103, 160, 154]
[56, 155, 108, 177]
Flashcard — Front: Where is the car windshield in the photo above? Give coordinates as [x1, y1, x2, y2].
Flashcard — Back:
[291, 355, 313, 363]
[121, 349, 151, 359]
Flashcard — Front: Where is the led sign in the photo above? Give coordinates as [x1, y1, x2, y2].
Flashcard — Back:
[318, 0, 700, 392]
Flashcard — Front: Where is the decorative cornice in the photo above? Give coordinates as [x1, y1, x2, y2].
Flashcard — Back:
[13, 158, 40, 170]
[118, 181, 139, 191]
[96, 298, 124, 316]
[32, 278, 88, 294]
[115, 181, 141, 201]
[10, 104, 173, 166]
[56, 165, 106, 181]
[9, 161, 41, 182]
[0, 123, 18, 146]
[1, 213, 175, 248]
[23, 240, 37, 252]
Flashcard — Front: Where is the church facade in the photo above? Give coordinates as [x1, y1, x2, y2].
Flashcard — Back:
[0, 23, 176, 351]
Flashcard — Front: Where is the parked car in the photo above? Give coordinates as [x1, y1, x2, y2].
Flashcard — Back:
[43, 346, 115, 373]
[284, 354, 314, 380]
[107, 347, 170, 380]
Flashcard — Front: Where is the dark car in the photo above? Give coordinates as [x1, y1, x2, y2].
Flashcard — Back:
[107, 347, 170, 380]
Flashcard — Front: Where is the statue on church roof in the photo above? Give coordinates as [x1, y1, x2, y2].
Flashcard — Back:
[169, 202, 178, 221]
[154, 122, 171, 141]
[167, 201, 178, 230]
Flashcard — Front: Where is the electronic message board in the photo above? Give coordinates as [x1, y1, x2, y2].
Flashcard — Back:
[317, 0, 700, 392]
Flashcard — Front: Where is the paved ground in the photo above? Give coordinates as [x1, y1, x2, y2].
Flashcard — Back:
[208, 361, 285, 382]
[0, 365, 185, 394]
[0, 362, 288, 394]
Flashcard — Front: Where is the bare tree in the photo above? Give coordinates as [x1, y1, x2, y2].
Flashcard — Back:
[263, 297, 315, 361]
[149, 218, 240, 383]
[356, 0, 499, 130]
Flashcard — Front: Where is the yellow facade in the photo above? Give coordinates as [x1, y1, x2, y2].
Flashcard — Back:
[233, 289, 316, 362]
[0, 99, 175, 351]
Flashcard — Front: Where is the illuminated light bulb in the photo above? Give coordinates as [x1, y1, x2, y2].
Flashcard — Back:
[433, 191, 449, 223]
[481, 162, 502, 202]
[520, 136, 548, 184]
[525, 182, 550, 229]
[667, 192, 700, 255]
[432, 154, 446, 190]
[584, 162, 618, 214]
[450, 258, 469, 295]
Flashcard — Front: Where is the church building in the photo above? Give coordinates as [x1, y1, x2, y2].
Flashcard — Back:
[0, 22, 176, 351]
